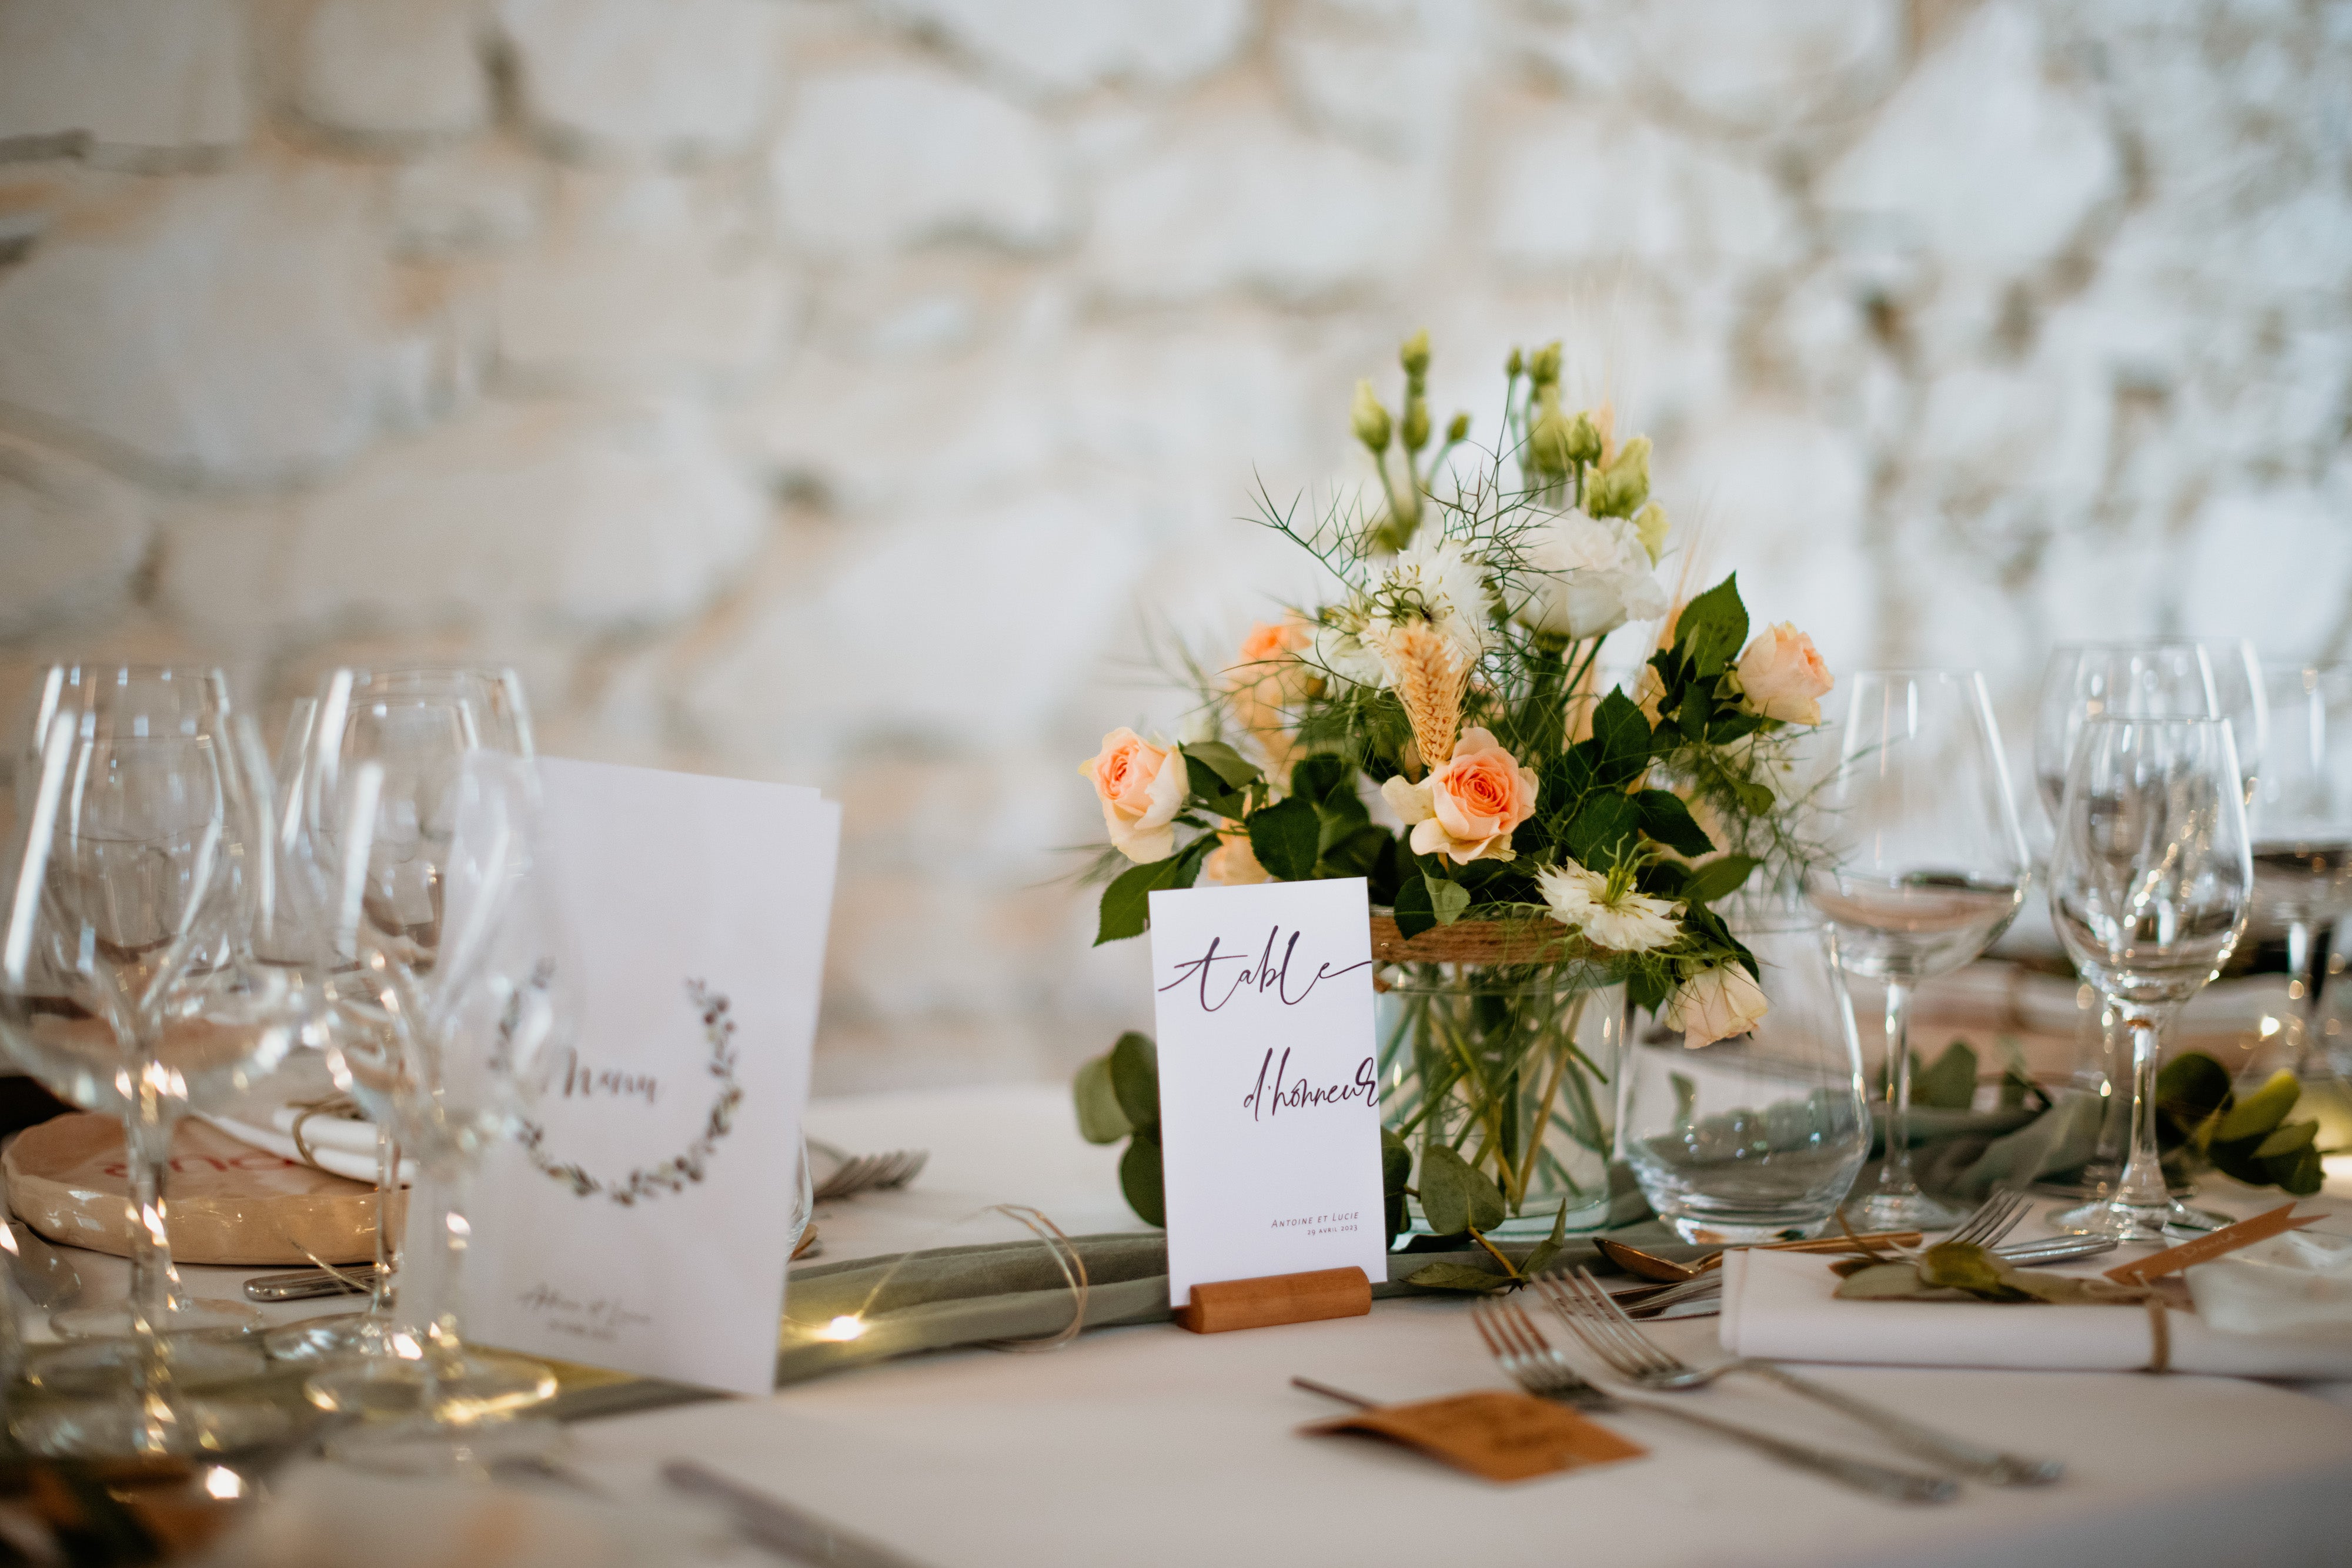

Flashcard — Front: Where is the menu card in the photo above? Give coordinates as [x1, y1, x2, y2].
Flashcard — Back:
[1148, 878, 1388, 1307]
[462, 758, 841, 1395]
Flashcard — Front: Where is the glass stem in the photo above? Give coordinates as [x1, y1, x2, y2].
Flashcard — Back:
[1877, 978, 1918, 1196]
[369, 1126, 400, 1319]
[400, 1157, 475, 1417]
[121, 1087, 188, 1449]
[2286, 920, 2319, 1068]
[2113, 1006, 2171, 1218]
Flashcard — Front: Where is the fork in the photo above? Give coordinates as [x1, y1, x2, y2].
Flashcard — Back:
[808, 1139, 928, 1202]
[1468, 1298, 1959, 1502]
[1917, 1190, 2034, 1252]
[1540, 1268, 2063, 1486]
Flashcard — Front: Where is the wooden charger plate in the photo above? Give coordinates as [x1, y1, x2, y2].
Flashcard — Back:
[4, 1113, 402, 1266]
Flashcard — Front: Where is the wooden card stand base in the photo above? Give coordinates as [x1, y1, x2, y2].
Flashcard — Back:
[1178, 1266, 1372, 1334]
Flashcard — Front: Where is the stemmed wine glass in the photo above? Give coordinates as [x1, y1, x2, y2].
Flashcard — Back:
[2249, 663, 2352, 1144]
[1806, 671, 2032, 1231]
[269, 667, 534, 1371]
[0, 667, 303, 1453]
[313, 750, 572, 1473]
[2048, 718, 2251, 1238]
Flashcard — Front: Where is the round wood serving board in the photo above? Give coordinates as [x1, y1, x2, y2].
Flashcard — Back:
[4, 1114, 402, 1266]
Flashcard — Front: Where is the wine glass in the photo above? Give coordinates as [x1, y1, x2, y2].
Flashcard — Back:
[316, 750, 573, 1474]
[2048, 717, 2251, 1238]
[0, 667, 303, 1453]
[2249, 663, 2352, 1141]
[276, 667, 534, 1376]
[1805, 671, 2032, 1231]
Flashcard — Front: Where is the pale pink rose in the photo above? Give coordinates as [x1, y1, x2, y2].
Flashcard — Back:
[1202, 833, 1270, 886]
[1379, 726, 1538, 865]
[1663, 964, 1770, 1048]
[1234, 619, 1310, 668]
[1083, 728, 1190, 863]
[1735, 623, 1833, 726]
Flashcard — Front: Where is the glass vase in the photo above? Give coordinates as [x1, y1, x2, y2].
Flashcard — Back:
[1374, 920, 1625, 1238]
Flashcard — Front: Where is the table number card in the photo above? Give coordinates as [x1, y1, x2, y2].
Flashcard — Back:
[1148, 878, 1388, 1307]
[463, 758, 841, 1395]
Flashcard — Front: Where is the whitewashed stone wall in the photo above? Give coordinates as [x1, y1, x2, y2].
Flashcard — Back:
[2, 0, 2347, 1090]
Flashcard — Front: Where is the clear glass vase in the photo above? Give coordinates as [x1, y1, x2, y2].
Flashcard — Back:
[1376, 948, 1625, 1238]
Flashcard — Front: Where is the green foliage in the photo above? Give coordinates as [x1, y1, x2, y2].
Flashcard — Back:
[1381, 1128, 1412, 1245]
[1073, 1056, 1131, 1145]
[1093, 838, 1213, 945]
[1110, 1031, 1160, 1128]
[1912, 1041, 1979, 1111]
[2158, 1060, 2326, 1196]
[1245, 794, 1321, 882]
[1120, 1135, 1165, 1229]
[1075, 1031, 1172, 1226]
[1418, 1143, 1506, 1236]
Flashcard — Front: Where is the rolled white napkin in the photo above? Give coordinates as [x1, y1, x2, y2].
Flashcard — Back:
[2187, 1231, 2352, 1339]
[1719, 1248, 2352, 1379]
[197, 1105, 415, 1186]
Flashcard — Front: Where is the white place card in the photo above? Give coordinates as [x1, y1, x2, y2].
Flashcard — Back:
[462, 758, 841, 1395]
[1148, 878, 1388, 1307]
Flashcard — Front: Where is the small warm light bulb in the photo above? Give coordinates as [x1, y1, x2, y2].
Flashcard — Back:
[390, 1332, 425, 1360]
[820, 1315, 866, 1342]
[2258, 1015, 2281, 1039]
[203, 1467, 245, 1500]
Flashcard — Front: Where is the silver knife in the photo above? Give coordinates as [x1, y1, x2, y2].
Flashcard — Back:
[663, 1460, 937, 1568]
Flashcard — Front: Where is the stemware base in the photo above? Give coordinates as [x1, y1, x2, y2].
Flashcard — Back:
[52, 1295, 263, 1340]
[2047, 1195, 2229, 1241]
[265, 1312, 399, 1365]
[322, 1413, 568, 1479]
[25, 1330, 270, 1391]
[10, 1392, 303, 1458]
[305, 1346, 557, 1422]
[1848, 1188, 1970, 1232]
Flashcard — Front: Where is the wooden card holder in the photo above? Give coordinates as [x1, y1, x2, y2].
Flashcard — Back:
[1177, 1266, 1372, 1334]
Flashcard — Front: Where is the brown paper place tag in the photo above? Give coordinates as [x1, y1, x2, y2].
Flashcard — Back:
[1304, 1390, 1646, 1482]
[2103, 1202, 2325, 1285]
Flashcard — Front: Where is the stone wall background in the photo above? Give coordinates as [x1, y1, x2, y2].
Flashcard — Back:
[1, 0, 2347, 1091]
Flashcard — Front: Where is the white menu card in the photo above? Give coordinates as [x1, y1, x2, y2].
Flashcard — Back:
[1148, 878, 1388, 1307]
[463, 758, 841, 1395]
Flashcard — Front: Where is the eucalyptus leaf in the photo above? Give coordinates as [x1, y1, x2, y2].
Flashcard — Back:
[1119, 1133, 1165, 1228]
[2253, 1119, 2318, 1159]
[1404, 1262, 1512, 1294]
[1520, 1201, 1569, 1279]
[2216, 1070, 2299, 1144]
[1109, 1031, 1160, 1130]
[1247, 794, 1322, 881]
[1911, 1041, 1979, 1111]
[1426, 874, 1471, 927]
[1416, 1142, 1475, 1235]
[1072, 1055, 1132, 1145]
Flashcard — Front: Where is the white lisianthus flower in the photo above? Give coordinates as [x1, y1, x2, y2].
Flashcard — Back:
[1663, 964, 1770, 1048]
[1513, 509, 1668, 640]
[1536, 858, 1682, 952]
[1311, 619, 1385, 688]
[1368, 534, 1492, 666]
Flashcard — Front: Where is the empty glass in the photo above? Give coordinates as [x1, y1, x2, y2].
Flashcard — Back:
[1806, 671, 2032, 1231]
[2048, 718, 2251, 1239]
[2248, 663, 2352, 1145]
[1617, 910, 1871, 1241]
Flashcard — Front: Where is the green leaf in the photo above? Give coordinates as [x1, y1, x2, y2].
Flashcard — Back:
[1591, 691, 1650, 785]
[1633, 790, 1714, 858]
[1094, 844, 1207, 945]
[1732, 778, 1776, 815]
[1319, 822, 1389, 877]
[1521, 1201, 1570, 1279]
[1289, 754, 1365, 821]
[1419, 1143, 1505, 1235]
[1425, 874, 1471, 927]
[2252, 1119, 2318, 1159]
[1563, 791, 1641, 870]
[1120, 1133, 1165, 1228]
[1381, 1127, 1412, 1192]
[1073, 1055, 1132, 1144]
[1672, 573, 1749, 678]
[1109, 1031, 1160, 1130]
[2216, 1069, 2300, 1144]
[1403, 1262, 1512, 1293]
[2156, 1051, 2235, 1149]
[1911, 1041, 1978, 1111]
[1391, 867, 1436, 940]
[1180, 740, 1261, 791]
[2271, 1142, 2326, 1196]
[1681, 854, 1758, 905]
[1247, 794, 1322, 882]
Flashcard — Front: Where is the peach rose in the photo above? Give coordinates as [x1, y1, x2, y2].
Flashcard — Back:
[1202, 833, 1269, 886]
[1378, 726, 1538, 865]
[1735, 623, 1833, 726]
[1235, 620, 1309, 668]
[1083, 728, 1190, 864]
[1664, 964, 1769, 1048]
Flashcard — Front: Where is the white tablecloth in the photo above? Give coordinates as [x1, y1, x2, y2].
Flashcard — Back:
[129, 1086, 2352, 1566]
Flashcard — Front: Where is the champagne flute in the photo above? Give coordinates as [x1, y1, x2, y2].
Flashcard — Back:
[2249, 663, 2352, 1146]
[0, 668, 302, 1452]
[276, 666, 533, 1374]
[2048, 717, 2251, 1238]
[1806, 671, 2032, 1231]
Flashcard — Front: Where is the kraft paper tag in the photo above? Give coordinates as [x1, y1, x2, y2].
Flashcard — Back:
[1304, 1390, 1646, 1482]
[2105, 1203, 2326, 1285]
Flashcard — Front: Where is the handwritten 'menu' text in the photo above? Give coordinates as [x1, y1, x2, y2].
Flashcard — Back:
[1159, 925, 1373, 1014]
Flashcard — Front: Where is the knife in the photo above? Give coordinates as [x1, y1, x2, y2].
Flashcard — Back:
[663, 1460, 938, 1568]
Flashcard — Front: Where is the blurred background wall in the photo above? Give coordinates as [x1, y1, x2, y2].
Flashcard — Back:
[1, 0, 2347, 1090]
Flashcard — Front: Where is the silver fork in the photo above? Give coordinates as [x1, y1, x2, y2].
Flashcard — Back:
[1468, 1298, 1959, 1503]
[808, 1140, 928, 1202]
[1541, 1268, 2063, 1486]
[1923, 1190, 2033, 1251]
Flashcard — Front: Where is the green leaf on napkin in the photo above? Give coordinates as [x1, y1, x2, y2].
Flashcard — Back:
[1404, 1261, 1514, 1293]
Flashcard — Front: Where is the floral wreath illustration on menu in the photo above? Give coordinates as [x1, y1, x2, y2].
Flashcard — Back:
[516, 978, 743, 1205]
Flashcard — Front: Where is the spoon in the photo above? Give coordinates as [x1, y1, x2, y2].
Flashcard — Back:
[1596, 1231, 1925, 1283]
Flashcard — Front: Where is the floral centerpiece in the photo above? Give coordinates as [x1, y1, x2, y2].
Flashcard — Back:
[1073, 333, 1833, 1255]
